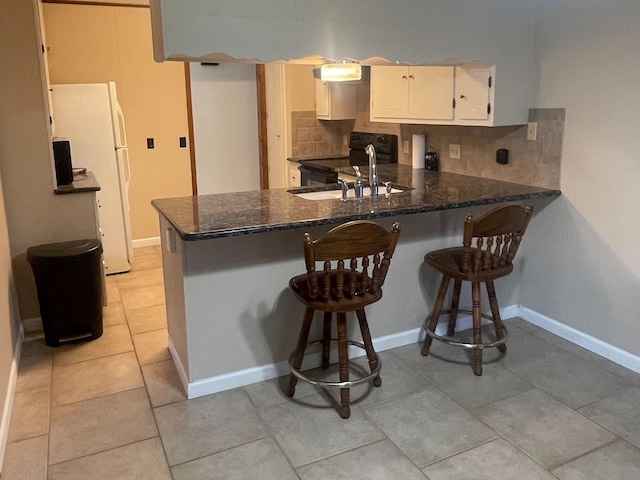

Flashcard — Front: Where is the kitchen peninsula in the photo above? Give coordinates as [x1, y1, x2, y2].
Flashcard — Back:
[152, 166, 560, 398]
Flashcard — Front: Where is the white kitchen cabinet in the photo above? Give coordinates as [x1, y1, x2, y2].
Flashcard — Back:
[315, 79, 356, 120]
[370, 66, 455, 122]
[454, 65, 494, 123]
[288, 162, 301, 187]
[368, 64, 520, 126]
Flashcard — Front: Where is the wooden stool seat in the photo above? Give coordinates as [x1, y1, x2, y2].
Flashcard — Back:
[287, 220, 400, 419]
[421, 204, 533, 376]
[425, 248, 514, 283]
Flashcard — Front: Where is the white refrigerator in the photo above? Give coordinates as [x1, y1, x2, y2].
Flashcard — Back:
[51, 82, 133, 274]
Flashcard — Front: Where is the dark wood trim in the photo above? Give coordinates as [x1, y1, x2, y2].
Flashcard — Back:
[184, 63, 198, 196]
[256, 64, 269, 190]
[42, 0, 149, 8]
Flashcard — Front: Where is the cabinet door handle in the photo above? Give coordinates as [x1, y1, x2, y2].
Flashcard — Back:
[460, 94, 466, 99]
[402, 75, 408, 80]
[409, 75, 414, 79]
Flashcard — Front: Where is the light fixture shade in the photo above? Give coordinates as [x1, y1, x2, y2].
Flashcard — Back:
[320, 63, 362, 82]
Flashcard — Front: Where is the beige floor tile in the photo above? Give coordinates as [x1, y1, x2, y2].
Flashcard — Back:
[155, 389, 268, 466]
[49, 438, 171, 480]
[51, 351, 143, 407]
[49, 388, 158, 465]
[423, 438, 557, 480]
[53, 323, 134, 367]
[104, 277, 121, 303]
[260, 392, 386, 468]
[120, 284, 165, 311]
[476, 389, 618, 469]
[579, 386, 640, 448]
[130, 253, 162, 271]
[414, 354, 533, 409]
[132, 328, 171, 365]
[552, 439, 640, 479]
[115, 267, 164, 290]
[364, 388, 496, 468]
[172, 438, 298, 480]
[15, 351, 52, 393]
[134, 246, 159, 257]
[102, 301, 126, 327]
[298, 439, 426, 480]
[243, 375, 318, 409]
[141, 359, 187, 407]
[126, 303, 167, 335]
[1, 435, 48, 480]
[8, 387, 50, 442]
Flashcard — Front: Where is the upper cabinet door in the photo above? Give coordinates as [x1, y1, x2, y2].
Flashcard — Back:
[370, 66, 454, 121]
[454, 66, 493, 121]
[409, 66, 454, 120]
[315, 79, 356, 120]
[370, 66, 410, 119]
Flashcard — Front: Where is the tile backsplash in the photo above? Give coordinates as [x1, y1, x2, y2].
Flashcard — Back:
[290, 111, 353, 159]
[290, 85, 563, 190]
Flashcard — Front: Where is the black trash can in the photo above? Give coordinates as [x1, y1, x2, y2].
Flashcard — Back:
[27, 239, 103, 347]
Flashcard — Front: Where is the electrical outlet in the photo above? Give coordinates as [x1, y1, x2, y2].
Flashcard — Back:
[449, 144, 460, 159]
[527, 122, 537, 141]
[403, 140, 410, 154]
[343, 134, 349, 146]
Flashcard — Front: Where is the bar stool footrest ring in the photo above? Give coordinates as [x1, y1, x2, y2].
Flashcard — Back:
[288, 339, 381, 389]
[423, 309, 509, 350]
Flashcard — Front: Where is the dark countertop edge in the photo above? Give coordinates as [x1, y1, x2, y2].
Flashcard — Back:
[157, 189, 561, 242]
[54, 171, 101, 194]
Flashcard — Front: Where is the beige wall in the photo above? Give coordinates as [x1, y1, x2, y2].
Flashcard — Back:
[43, 3, 192, 241]
[286, 64, 315, 112]
[0, 165, 21, 470]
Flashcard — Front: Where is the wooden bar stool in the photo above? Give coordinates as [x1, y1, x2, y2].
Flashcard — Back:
[287, 220, 401, 419]
[421, 204, 533, 375]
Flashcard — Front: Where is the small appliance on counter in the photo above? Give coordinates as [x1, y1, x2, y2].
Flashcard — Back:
[52, 137, 74, 186]
[425, 151, 439, 171]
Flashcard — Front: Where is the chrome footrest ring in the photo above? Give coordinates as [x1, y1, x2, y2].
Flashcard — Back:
[423, 309, 509, 350]
[288, 339, 381, 389]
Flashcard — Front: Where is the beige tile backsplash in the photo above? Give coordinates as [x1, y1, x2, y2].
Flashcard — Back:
[291, 83, 563, 190]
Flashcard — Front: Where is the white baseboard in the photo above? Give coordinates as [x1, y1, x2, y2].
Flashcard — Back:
[132, 237, 160, 248]
[519, 307, 640, 374]
[21, 317, 42, 334]
[0, 324, 24, 474]
[175, 304, 640, 399]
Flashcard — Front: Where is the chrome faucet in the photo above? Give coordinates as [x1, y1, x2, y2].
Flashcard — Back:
[352, 166, 364, 199]
[365, 144, 378, 197]
[337, 178, 349, 201]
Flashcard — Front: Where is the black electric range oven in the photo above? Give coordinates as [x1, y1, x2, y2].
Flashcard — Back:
[298, 132, 398, 187]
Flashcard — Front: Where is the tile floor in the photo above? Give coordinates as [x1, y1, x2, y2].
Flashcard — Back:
[4, 245, 640, 479]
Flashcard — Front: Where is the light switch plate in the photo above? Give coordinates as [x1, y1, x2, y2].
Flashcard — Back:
[527, 122, 537, 141]
[403, 140, 410, 154]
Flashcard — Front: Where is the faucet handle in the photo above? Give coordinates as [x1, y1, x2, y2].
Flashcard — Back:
[384, 181, 392, 195]
[337, 178, 349, 202]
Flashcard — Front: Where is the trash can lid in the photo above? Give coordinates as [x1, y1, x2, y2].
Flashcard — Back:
[27, 239, 103, 265]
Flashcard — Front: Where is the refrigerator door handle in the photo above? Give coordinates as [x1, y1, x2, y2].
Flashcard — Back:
[115, 101, 128, 149]
[121, 147, 131, 188]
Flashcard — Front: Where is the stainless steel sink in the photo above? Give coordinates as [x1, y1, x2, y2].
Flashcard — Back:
[289, 183, 409, 201]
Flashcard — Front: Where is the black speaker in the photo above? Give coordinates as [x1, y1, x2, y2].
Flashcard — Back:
[52, 138, 74, 186]
[496, 148, 509, 165]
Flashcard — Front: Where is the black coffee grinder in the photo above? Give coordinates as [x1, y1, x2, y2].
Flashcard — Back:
[425, 151, 439, 171]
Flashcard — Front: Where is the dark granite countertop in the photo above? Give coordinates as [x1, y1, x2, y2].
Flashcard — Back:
[54, 171, 101, 194]
[152, 166, 561, 241]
